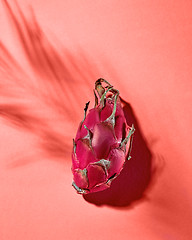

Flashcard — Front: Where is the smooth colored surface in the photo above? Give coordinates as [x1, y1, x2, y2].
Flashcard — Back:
[0, 0, 192, 240]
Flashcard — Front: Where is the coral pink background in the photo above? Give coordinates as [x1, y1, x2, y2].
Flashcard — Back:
[0, 0, 192, 240]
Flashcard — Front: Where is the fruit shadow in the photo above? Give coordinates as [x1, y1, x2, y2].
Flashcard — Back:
[83, 98, 154, 208]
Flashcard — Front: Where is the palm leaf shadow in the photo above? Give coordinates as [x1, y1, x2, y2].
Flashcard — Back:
[0, 0, 97, 166]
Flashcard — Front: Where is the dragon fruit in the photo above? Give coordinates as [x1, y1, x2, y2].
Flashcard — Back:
[72, 78, 135, 194]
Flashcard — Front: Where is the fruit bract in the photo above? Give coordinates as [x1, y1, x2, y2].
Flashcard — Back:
[72, 78, 135, 194]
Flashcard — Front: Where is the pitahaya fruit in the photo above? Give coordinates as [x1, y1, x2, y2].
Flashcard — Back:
[72, 78, 135, 194]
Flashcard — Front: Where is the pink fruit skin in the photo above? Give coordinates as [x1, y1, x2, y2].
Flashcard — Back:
[72, 79, 135, 194]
